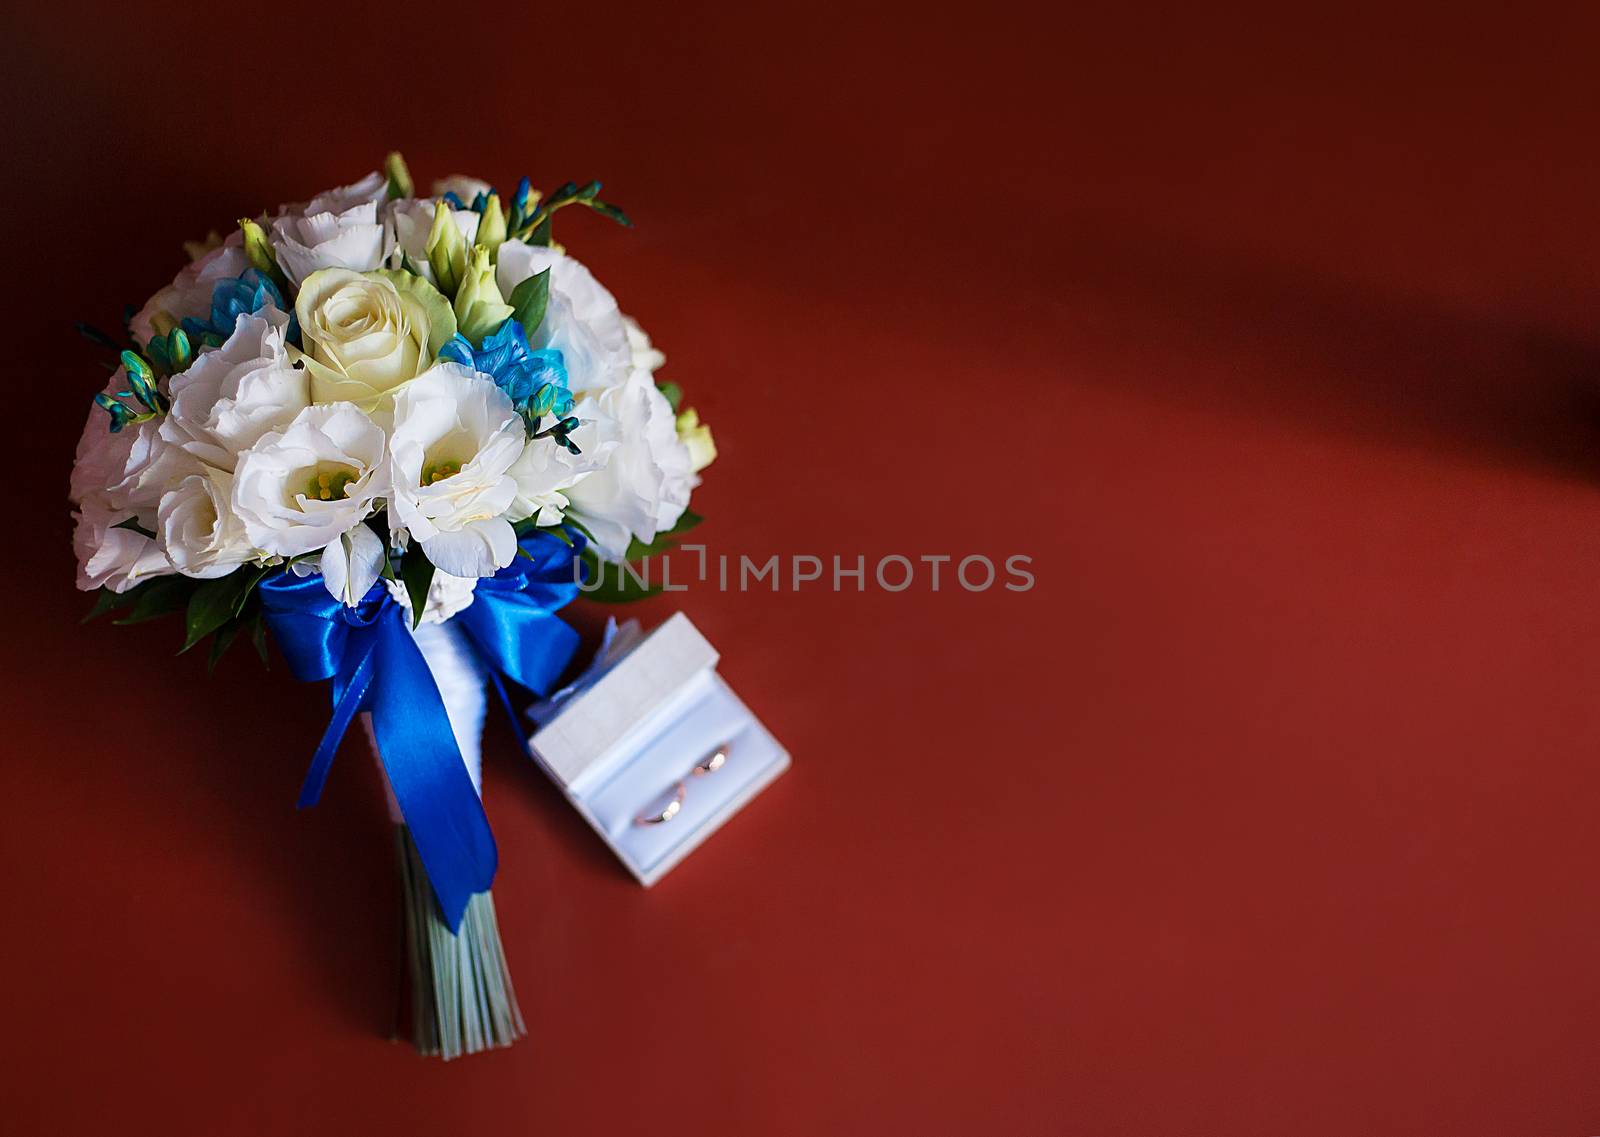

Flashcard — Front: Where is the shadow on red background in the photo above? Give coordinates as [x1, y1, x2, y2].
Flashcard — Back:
[4, 3, 1600, 1134]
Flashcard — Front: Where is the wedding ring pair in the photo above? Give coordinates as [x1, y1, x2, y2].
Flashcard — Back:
[633, 743, 730, 826]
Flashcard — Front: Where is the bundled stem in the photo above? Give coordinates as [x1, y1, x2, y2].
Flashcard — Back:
[394, 826, 525, 1059]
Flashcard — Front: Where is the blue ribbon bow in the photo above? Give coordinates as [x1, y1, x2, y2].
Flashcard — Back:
[259, 530, 584, 932]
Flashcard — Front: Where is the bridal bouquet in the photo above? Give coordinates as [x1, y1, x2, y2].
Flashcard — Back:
[68, 154, 714, 1058]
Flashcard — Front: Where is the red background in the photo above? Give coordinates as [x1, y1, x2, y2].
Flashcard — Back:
[4, 3, 1600, 1133]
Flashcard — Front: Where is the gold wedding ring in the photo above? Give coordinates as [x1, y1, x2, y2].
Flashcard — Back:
[634, 780, 687, 825]
[632, 742, 731, 826]
[692, 743, 729, 777]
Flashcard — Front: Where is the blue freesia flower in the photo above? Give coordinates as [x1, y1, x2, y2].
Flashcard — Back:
[439, 319, 573, 420]
[181, 268, 289, 344]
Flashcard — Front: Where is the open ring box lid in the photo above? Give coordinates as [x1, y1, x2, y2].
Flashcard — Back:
[526, 612, 791, 885]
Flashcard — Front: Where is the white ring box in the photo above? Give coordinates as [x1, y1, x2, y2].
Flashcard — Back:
[526, 613, 791, 885]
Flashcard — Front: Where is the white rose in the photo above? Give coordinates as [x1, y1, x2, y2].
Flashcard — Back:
[157, 468, 256, 579]
[495, 241, 631, 396]
[160, 307, 308, 471]
[129, 239, 251, 347]
[389, 363, 524, 577]
[232, 402, 389, 560]
[384, 198, 480, 286]
[270, 172, 392, 287]
[295, 268, 454, 410]
[564, 369, 696, 559]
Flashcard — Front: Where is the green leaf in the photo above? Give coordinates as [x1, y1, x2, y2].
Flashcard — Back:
[181, 566, 267, 653]
[111, 516, 157, 539]
[656, 380, 683, 412]
[513, 518, 578, 545]
[528, 214, 552, 247]
[509, 268, 550, 339]
[665, 508, 703, 538]
[249, 612, 270, 668]
[112, 576, 193, 625]
[399, 548, 435, 630]
[81, 587, 129, 623]
[578, 550, 663, 603]
[206, 621, 242, 673]
[621, 509, 703, 561]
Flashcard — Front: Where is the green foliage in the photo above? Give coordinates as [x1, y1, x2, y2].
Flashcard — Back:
[578, 549, 663, 603]
[111, 516, 156, 539]
[508, 268, 550, 339]
[623, 509, 701, 561]
[113, 577, 192, 624]
[569, 510, 707, 604]
[399, 546, 435, 630]
[181, 565, 270, 653]
[82, 564, 273, 670]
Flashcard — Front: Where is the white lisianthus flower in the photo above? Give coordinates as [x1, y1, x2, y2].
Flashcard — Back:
[389, 363, 524, 577]
[70, 378, 193, 591]
[508, 412, 618, 527]
[320, 523, 388, 607]
[71, 373, 191, 519]
[160, 307, 308, 471]
[386, 197, 480, 285]
[157, 468, 256, 579]
[623, 316, 666, 373]
[496, 241, 632, 396]
[72, 501, 173, 593]
[232, 403, 389, 562]
[270, 172, 392, 287]
[129, 238, 251, 347]
[295, 268, 456, 410]
[431, 175, 493, 203]
[564, 369, 697, 559]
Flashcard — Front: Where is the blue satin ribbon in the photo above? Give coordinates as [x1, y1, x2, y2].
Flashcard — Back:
[258, 530, 584, 933]
[455, 529, 583, 698]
